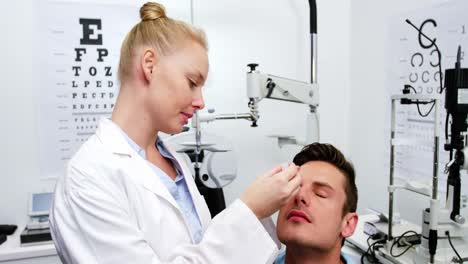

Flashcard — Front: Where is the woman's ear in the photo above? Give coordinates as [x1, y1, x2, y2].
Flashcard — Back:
[141, 49, 157, 82]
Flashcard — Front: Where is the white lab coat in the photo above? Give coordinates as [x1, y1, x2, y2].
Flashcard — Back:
[50, 118, 280, 264]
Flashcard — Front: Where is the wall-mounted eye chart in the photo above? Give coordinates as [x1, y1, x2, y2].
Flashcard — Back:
[35, 1, 138, 179]
[386, 0, 468, 194]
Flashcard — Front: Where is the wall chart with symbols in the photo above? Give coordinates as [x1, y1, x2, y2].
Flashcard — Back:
[386, 0, 468, 195]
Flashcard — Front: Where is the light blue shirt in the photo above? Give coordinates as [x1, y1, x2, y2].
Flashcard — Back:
[274, 250, 354, 264]
[118, 127, 203, 244]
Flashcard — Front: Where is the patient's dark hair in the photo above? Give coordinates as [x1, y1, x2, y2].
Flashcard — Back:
[293, 143, 358, 215]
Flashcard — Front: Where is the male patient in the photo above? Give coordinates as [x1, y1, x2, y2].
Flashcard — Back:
[275, 143, 358, 264]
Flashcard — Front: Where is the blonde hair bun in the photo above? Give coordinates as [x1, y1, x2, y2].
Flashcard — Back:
[140, 2, 167, 21]
[119, 1, 207, 83]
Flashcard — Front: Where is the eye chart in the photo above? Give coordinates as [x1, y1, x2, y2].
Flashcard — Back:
[387, 0, 468, 195]
[35, 1, 138, 179]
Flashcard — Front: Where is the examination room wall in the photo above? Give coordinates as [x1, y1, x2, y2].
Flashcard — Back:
[349, 0, 468, 224]
[0, 0, 351, 227]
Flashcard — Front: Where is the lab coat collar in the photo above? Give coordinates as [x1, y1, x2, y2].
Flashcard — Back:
[95, 118, 180, 210]
[95, 118, 210, 231]
[95, 118, 136, 157]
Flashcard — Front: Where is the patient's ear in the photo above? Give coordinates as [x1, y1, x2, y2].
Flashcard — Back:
[341, 212, 358, 238]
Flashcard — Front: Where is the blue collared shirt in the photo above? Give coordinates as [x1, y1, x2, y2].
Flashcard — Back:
[274, 250, 354, 264]
[118, 126, 203, 244]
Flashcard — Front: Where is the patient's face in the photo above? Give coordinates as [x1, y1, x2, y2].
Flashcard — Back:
[276, 161, 351, 251]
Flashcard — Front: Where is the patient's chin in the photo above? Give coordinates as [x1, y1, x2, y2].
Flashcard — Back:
[278, 226, 309, 243]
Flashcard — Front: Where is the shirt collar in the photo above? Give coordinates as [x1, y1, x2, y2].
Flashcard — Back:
[114, 124, 146, 159]
[114, 124, 183, 177]
[157, 139, 175, 160]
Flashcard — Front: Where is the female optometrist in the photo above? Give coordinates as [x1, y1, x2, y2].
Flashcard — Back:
[49, 2, 302, 264]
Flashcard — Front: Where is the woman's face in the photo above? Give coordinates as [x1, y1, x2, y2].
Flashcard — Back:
[146, 40, 209, 134]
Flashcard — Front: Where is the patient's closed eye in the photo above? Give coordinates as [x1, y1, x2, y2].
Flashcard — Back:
[315, 191, 327, 198]
[312, 182, 333, 198]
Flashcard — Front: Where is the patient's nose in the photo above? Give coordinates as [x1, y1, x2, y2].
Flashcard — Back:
[295, 188, 307, 206]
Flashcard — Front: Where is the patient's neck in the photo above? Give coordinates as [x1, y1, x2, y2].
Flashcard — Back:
[284, 241, 343, 264]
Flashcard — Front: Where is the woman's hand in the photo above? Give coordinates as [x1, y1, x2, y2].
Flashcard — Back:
[240, 164, 301, 219]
